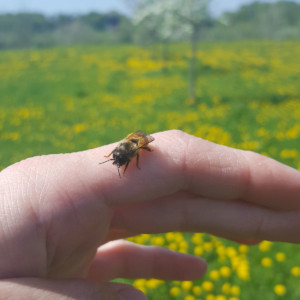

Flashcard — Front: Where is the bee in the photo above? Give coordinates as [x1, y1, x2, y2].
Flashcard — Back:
[99, 131, 155, 177]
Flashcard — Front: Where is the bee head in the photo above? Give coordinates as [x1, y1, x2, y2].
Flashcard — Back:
[112, 149, 128, 167]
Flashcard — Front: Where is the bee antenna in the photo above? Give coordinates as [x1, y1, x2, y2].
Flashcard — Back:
[99, 159, 114, 165]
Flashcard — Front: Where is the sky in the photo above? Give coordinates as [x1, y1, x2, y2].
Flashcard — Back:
[0, 0, 299, 16]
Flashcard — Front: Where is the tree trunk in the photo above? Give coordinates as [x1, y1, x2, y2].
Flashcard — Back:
[189, 23, 198, 101]
[162, 41, 169, 71]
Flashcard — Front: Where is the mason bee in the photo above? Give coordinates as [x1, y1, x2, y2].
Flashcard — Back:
[99, 131, 155, 177]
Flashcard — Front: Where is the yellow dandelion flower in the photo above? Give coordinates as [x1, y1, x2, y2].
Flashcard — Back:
[291, 266, 300, 277]
[286, 124, 300, 139]
[216, 245, 226, 257]
[222, 283, 231, 294]
[280, 149, 298, 159]
[226, 247, 237, 258]
[257, 128, 269, 137]
[238, 245, 248, 254]
[194, 245, 204, 256]
[230, 285, 241, 296]
[231, 256, 240, 270]
[182, 281, 193, 291]
[1, 132, 20, 141]
[215, 295, 226, 300]
[259, 241, 272, 252]
[261, 257, 273, 267]
[174, 233, 184, 243]
[192, 286, 202, 296]
[192, 233, 203, 245]
[274, 284, 286, 296]
[146, 279, 163, 289]
[179, 241, 189, 253]
[236, 261, 250, 280]
[206, 294, 215, 300]
[133, 279, 146, 293]
[220, 266, 231, 278]
[151, 236, 165, 246]
[202, 281, 214, 292]
[275, 252, 286, 262]
[135, 234, 149, 244]
[209, 270, 220, 281]
[11, 132, 20, 141]
[169, 286, 181, 297]
[166, 232, 175, 242]
[184, 295, 196, 300]
[168, 243, 178, 251]
[203, 242, 213, 252]
[134, 236, 144, 245]
[73, 123, 88, 134]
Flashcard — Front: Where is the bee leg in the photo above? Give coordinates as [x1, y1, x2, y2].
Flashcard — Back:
[141, 146, 152, 152]
[99, 158, 114, 165]
[123, 159, 130, 174]
[104, 151, 114, 158]
[117, 166, 121, 178]
[136, 153, 141, 169]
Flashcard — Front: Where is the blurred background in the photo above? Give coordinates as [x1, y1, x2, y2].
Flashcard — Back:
[1, 0, 300, 299]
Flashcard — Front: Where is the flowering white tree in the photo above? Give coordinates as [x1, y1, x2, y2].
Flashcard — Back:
[129, 0, 213, 100]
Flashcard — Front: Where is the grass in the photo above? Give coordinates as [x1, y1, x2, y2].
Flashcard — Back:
[1, 41, 300, 299]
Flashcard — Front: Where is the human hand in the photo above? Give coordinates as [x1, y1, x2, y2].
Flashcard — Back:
[1, 130, 300, 299]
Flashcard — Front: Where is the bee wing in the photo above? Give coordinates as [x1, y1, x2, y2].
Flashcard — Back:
[146, 135, 155, 143]
[126, 131, 145, 139]
[139, 135, 155, 148]
[125, 131, 154, 147]
[134, 130, 145, 135]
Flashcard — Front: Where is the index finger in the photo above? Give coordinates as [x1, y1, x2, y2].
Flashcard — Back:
[72, 130, 300, 210]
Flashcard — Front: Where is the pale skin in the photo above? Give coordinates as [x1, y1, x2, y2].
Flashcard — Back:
[0, 130, 300, 299]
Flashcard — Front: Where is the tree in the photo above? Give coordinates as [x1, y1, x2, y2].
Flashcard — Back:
[218, 1, 300, 40]
[129, 0, 213, 100]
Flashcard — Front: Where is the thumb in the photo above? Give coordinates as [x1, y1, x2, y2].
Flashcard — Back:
[0, 278, 147, 300]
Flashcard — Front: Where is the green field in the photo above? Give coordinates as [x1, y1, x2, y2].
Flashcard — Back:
[1, 41, 300, 299]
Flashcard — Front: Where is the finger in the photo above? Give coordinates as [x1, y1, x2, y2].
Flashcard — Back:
[97, 130, 300, 209]
[3, 130, 300, 211]
[111, 193, 300, 243]
[88, 240, 207, 282]
[0, 278, 146, 300]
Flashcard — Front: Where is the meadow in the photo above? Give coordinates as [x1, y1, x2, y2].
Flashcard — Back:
[0, 41, 300, 299]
